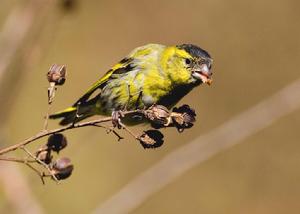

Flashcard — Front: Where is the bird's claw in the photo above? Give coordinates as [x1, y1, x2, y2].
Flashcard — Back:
[112, 110, 123, 129]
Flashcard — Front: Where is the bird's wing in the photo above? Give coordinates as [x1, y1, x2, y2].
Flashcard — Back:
[72, 44, 165, 107]
[72, 57, 136, 106]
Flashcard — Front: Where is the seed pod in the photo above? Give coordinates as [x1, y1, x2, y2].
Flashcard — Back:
[172, 105, 196, 132]
[35, 146, 52, 164]
[144, 105, 171, 128]
[47, 133, 68, 153]
[51, 157, 74, 180]
[47, 64, 66, 85]
[139, 130, 164, 149]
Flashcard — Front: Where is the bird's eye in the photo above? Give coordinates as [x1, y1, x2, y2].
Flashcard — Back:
[185, 58, 191, 65]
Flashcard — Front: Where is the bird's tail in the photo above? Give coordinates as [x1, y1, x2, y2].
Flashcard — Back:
[49, 99, 98, 125]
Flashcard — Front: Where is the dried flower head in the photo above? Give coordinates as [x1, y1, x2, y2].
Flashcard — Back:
[144, 105, 171, 127]
[51, 157, 74, 180]
[171, 105, 196, 132]
[47, 133, 68, 153]
[35, 146, 52, 164]
[139, 130, 164, 149]
[47, 64, 66, 85]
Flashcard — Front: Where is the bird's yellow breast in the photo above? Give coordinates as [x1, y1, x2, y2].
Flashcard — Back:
[97, 44, 195, 113]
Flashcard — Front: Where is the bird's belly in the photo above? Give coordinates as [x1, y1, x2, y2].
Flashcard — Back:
[97, 82, 151, 114]
[97, 76, 195, 116]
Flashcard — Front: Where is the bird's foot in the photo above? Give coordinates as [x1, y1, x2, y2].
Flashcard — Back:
[112, 110, 124, 129]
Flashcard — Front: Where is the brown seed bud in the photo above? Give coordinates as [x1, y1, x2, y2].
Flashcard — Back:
[47, 64, 66, 85]
[139, 130, 164, 149]
[51, 157, 74, 180]
[144, 105, 171, 127]
[171, 105, 196, 132]
[35, 146, 52, 164]
[47, 133, 68, 153]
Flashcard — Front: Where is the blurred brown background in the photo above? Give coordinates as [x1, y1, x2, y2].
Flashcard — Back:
[0, 0, 300, 213]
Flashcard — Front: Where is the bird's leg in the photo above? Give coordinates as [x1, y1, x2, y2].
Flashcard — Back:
[135, 91, 143, 109]
[111, 110, 124, 129]
[124, 84, 132, 111]
[130, 90, 144, 122]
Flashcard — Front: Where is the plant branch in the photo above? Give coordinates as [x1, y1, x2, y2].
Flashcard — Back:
[0, 110, 139, 156]
[0, 156, 35, 163]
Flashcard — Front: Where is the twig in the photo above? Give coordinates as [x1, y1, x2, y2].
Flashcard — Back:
[24, 162, 45, 185]
[0, 108, 144, 184]
[91, 124, 124, 141]
[21, 146, 59, 183]
[0, 156, 35, 163]
[0, 155, 46, 184]
[109, 129, 124, 141]
[43, 103, 52, 131]
[119, 121, 140, 140]
[0, 110, 139, 156]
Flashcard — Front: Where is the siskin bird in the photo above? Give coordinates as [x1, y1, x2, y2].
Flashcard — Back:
[49, 44, 213, 125]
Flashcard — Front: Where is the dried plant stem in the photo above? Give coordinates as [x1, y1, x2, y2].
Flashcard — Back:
[0, 156, 35, 163]
[43, 103, 52, 131]
[119, 121, 140, 140]
[25, 162, 46, 184]
[44, 82, 57, 130]
[0, 156, 46, 184]
[91, 124, 124, 141]
[0, 110, 139, 156]
[0, 100, 192, 184]
[21, 146, 59, 183]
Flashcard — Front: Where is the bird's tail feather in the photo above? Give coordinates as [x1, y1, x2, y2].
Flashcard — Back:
[50, 98, 98, 125]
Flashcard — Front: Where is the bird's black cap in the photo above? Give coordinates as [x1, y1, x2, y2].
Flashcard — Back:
[177, 44, 211, 59]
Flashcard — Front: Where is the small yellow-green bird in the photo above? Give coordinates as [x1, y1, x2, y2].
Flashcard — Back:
[50, 44, 213, 125]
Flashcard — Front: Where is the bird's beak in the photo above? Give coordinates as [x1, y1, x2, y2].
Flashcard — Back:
[192, 64, 213, 85]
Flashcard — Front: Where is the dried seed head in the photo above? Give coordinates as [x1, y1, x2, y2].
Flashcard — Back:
[139, 130, 164, 149]
[47, 64, 66, 85]
[47, 133, 68, 153]
[35, 147, 52, 164]
[51, 157, 74, 180]
[172, 105, 196, 132]
[144, 105, 171, 127]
